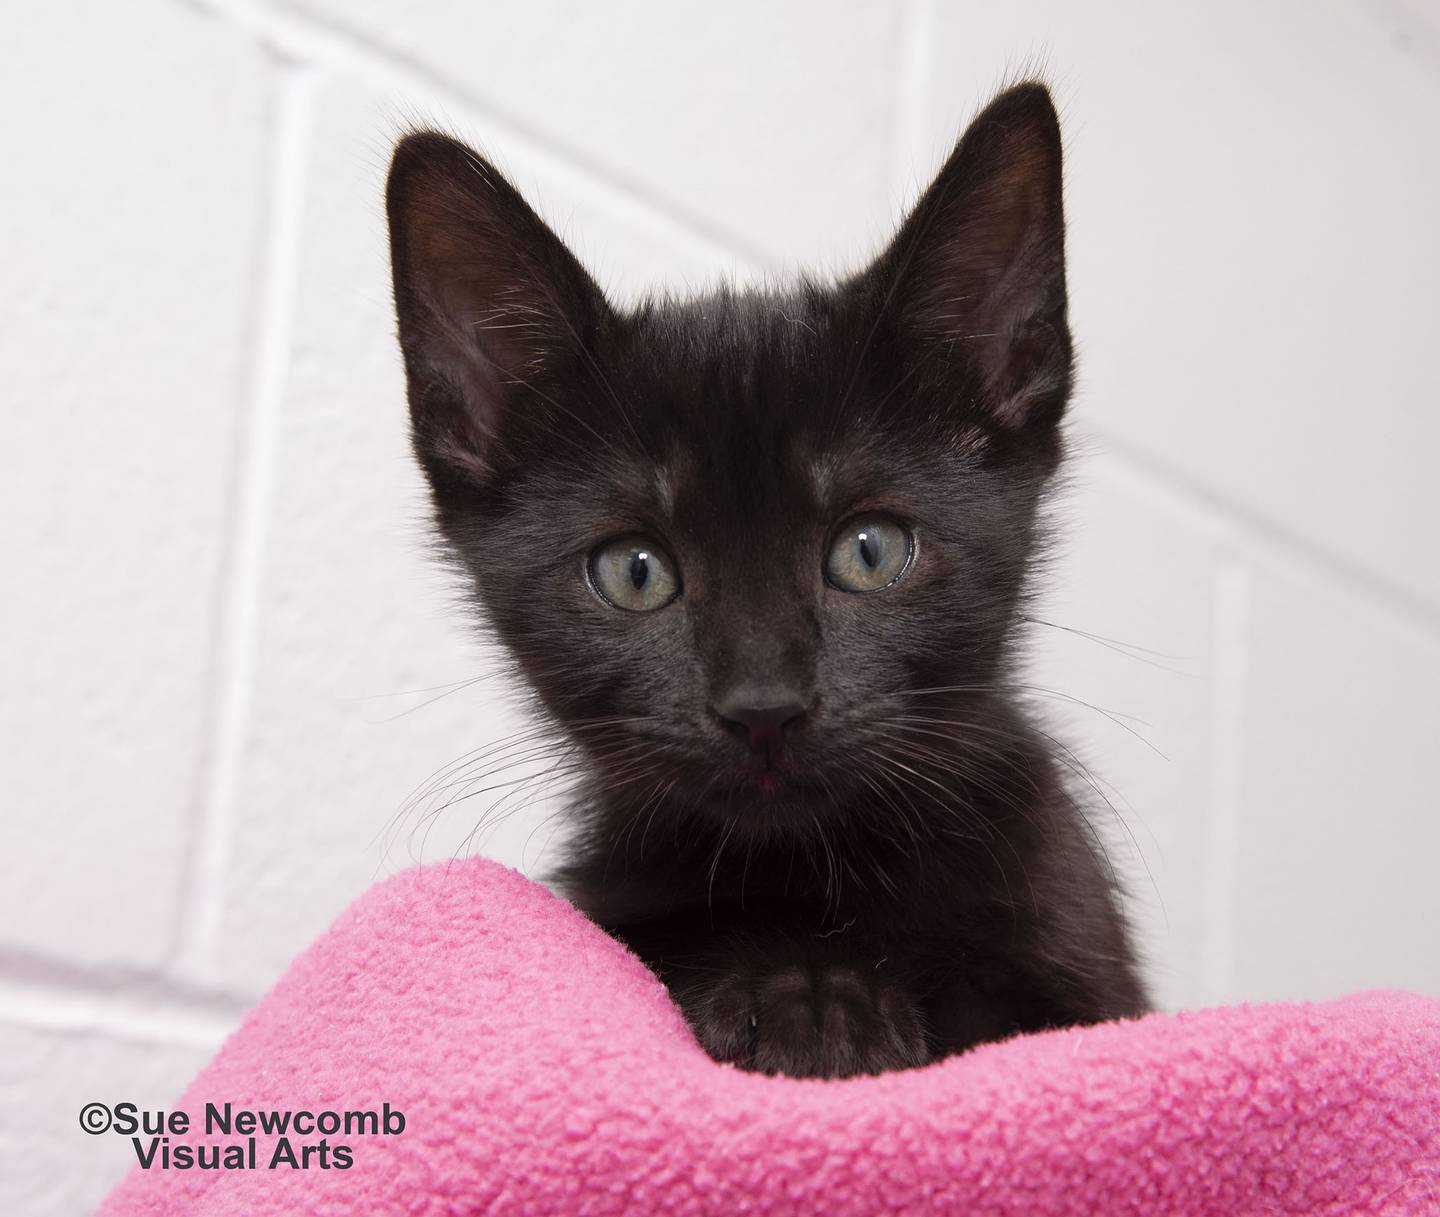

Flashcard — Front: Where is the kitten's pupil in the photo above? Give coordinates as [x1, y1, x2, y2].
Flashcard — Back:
[630, 551, 650, 590]
[858, 532, 878, 569]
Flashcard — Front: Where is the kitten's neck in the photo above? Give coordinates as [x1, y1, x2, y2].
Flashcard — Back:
[554, 739, 1059, 930]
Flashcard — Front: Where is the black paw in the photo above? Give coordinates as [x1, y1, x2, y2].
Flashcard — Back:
[681, 959, 931, 1078]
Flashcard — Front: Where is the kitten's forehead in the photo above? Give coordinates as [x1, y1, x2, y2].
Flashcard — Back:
[621, 404, 975, 548]
[584, 286, 994, 540]
[654, 419, 824, 525]
[610, 291, 836, 516]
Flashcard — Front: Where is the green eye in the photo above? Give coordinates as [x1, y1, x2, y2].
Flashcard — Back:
[825, 516, 914, 593]
[588, 536, 681, 611]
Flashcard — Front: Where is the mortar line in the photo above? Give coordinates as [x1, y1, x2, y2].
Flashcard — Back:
[0, 976, 243, 1051]
[1199, 558, 1250, 1005]
[894, 0, 936, 192]
[177, 60, 313, 983]
[1087, 425, 1440, 645]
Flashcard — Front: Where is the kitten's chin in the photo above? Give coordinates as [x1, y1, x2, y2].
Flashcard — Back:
[727, 764, 800, 801]
[700, 768, 830, 836]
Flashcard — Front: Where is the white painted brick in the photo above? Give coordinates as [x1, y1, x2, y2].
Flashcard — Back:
[1025, 441, 1224, 1011]
[285, 0, 904, 268]
[922, 0, 1440, 610]
[209, 79, 741, 993]
[0, 1021, 213, 1217]
[0, 1, 266, 968]
[1227, 559, 1440, 1002]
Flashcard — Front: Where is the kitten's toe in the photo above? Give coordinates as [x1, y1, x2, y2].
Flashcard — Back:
[687, 971, 757, 1065]
[751, 965, 827, 1076]
[817, 966, 930, 1076]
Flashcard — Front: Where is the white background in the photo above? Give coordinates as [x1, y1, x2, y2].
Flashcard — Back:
[3, 1, 1438, 1210]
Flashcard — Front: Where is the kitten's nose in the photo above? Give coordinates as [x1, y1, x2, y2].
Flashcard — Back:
[714, 689, 807, 757]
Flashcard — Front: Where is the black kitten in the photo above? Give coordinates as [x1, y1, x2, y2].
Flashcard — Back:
[387, 83, 1148, 1078]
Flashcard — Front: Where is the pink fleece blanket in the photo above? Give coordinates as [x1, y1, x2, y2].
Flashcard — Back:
[99, 859, 1439, 1216]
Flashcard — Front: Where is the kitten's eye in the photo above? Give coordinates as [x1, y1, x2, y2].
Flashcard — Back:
[588, 536, 681, 611]
[825, 516, 914, 593]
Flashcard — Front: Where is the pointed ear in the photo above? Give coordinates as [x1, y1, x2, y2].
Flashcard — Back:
[868, 83, 1072, 429]
[387, 132, 608, 482]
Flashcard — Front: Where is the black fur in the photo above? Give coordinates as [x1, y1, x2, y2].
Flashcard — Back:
[386, 83, 1148, 1078]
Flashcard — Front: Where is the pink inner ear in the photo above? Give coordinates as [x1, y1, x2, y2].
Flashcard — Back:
[865, 85, 1071, 429]
[397, 190, 537, 433]
[388, 131, 609, 472]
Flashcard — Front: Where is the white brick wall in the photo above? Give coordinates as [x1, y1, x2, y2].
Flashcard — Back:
[2, 1, 1436, 1210]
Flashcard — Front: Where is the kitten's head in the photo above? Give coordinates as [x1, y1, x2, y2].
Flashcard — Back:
[388, 84, 1072, 841]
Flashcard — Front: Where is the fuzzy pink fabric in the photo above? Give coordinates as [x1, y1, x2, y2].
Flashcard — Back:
[100, 859, 1439, 1216]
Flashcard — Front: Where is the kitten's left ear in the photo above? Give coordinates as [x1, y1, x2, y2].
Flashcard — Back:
[865, 82, 1072, 430]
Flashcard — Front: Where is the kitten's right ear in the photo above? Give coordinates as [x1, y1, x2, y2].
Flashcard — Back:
[860, 83, 1072, 433]
[387, 132, 608, 484]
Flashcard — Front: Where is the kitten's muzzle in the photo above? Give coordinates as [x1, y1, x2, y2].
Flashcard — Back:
[713, 690, 807, 763]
